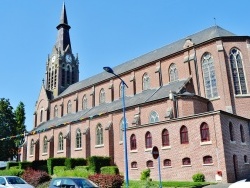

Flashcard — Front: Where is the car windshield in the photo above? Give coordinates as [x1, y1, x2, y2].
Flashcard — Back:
[73, 179, 97, 187]
[6, 177, 26, 184]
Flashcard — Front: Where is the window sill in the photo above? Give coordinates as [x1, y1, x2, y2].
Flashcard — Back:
[130, 150, 138, 153]
[182, 165, 192, 167]
[95, 144, 104, 148]
[147, 167, 154, 169]
[29, 155, 34, 157]
[144, 148, 152, 152]
[163, 166, 172, 169]
[230, 140, 236, 144]
[235, 94, 250, 98]
[200, 141, 212, 146]
[241, 142, 247, 145]
[244, 162, 249, 165]
[74, 148, 82, 151]
[161, 146, 171, 150]
[119, 141, 123, 145]
[57, 150, 64, 154]
[131, 168, 138, 170]
[42, 153, 48, 156]
[203, 163, 214, 166]
[209, 96, 220, 101]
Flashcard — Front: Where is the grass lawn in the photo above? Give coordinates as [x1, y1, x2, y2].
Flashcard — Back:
[124, 180, 213, 188]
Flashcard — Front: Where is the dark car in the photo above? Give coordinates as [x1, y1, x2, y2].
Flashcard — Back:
[49, 177, 98, 188]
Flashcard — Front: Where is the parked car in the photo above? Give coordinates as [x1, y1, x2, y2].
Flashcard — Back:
[0, 176, 34, 188]
[49, 177, 98, 188]
[228, 177, 250, 188]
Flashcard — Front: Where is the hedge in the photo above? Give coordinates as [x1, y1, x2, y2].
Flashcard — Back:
[47, 158, 66, 175]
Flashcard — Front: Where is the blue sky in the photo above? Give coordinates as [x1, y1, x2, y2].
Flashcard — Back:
[0, 0, 249, 131]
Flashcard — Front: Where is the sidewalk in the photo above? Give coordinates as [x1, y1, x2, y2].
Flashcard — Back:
[204, 183, 231, 188]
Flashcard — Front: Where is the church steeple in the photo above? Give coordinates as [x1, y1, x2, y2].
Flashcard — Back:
[44, 2, 79, 99]
[55, 2, 72, 53]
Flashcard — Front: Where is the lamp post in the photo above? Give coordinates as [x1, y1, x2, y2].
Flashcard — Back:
[103, 67, 129, 188]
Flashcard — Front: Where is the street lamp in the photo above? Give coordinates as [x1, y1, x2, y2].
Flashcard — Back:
[103, 67, 129, 187]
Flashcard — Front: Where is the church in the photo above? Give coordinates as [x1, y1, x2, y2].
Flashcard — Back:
[21, 3, 250, 183]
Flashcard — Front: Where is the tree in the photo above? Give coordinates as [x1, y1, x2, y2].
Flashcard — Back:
[0, 98, 16, 161]
[0, 99, 27, 161]
[14, 102, 27, 160]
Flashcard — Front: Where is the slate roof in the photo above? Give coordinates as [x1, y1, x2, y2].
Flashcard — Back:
[57, 25, 236, 98]
[33, 78, 189, 132]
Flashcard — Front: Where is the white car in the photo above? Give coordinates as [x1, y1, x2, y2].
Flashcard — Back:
[228, 178, 250, 188]
[0, 176, 34, 188]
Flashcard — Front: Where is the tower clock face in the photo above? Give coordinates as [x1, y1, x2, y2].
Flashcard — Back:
[66, 54, 72, 63]
[52, 55, 56, 62]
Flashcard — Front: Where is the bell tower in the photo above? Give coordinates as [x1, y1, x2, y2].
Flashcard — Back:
[45, 2, 79, 98]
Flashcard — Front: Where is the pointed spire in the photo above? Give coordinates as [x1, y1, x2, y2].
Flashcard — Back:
[55, 2, 72, 52]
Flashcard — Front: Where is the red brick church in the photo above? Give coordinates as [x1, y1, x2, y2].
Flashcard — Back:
[21, 3, 250, 183]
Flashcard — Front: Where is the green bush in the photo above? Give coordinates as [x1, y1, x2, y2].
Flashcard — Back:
[140, 169, 150, 180]
[65, 158, 87, 170]
[47, 158, 66, 175]
[55, 168, 94, 178]
[87, 156, 111, 173]
[7, 162, 19, 169]
[192, 172, 205, 182]
[19, 162, 32, 169]
[0, 169, 23, 176]
[74, 166, 89, 171]
[101, 166, 119, 175]
[53, 166, 65, 175]
[32, 160, 47, 171]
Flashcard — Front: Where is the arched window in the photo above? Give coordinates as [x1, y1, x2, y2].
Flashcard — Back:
[142, 73, 150, 90]
[202, 52, 218, 98]
[131, 161, 137, 168]
[230, 48, 247, 95]
[162, 129, 169, 146]
[96, 124, 103, 145]
[240, 125, 245, 143]
[58, 132, 63, 151]
[82, 95, 87, 110]
[54, 105, 58, 118]
[203, 155, 213, 164]
[200, 123, 210, 142]
[182, 157, 191, 165]
[30, 139, 34, 155]
[229, 122, 235, 141]
[169, 63, 178, 82]
[43, 136, 48, 153]
[146, 160, 153, 167]
[163, 159, 171, 167]
[119, 82, 126, 98]
[99, 88, 105, 104]
[180, 126, 189, 144]
[244, 155, 248, 163]
[130, 134, 137, 150]
[40, 109, 43, 122]
[145, 131, 152, 149]
[149, 111, 159, 123]
[67, 100, 72, 114]
[76, 129, 82, 148]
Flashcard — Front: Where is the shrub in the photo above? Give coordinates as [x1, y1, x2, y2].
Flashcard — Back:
[53, 166, 65, 175]
[47, 157, 66, 175]
[88, 174, 124, 188]
[36, 181, 50, 188]
[74, 166, 89, 172]
[22, 168, 51, 187]
[140, 169, 150, 180]
[32, 160, 47, 171]
[192, 172, 205, 182]
[87, 156, 111, 173]
[0, 169, 23, 176]
[101, 166, 119, 175]
[65, 158, 87, 170]
[19, 162, 32, 170]
[7, 162, 19, 169]
[55, 168, 94, 178]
